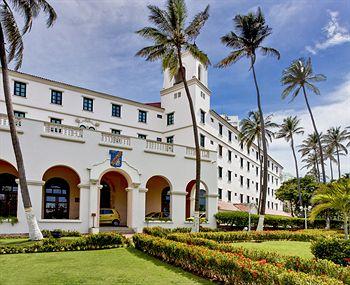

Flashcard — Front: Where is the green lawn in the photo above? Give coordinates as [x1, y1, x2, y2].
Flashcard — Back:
[0, 248, 212, 285]
[232, 240, 313, 259]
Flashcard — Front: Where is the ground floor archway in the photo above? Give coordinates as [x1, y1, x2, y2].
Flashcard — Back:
[0, 160, 18, 217]
[185, 180, 207, 219]
[145, 176, 171, 219]
[99, 171, 128, 226]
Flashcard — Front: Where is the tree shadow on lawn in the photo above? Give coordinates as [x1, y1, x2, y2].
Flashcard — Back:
[127, 248, 214, 285]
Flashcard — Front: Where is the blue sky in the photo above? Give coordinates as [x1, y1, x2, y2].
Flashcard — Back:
[14, 0, 350, 175]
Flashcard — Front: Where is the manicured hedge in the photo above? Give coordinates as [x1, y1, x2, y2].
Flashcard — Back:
[188, 230, 342, 242]
[167, 233, 350, 283]
[42, 229, 82, 238]
[142, 226, 192, 237]
[311, 238, 350, 266]
[215, 211, 343, 229]
[133, 234, 342, 285]
[0, 232, 126, 254]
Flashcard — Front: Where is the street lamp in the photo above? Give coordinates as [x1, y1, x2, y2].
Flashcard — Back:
[299, 205, 312, 229]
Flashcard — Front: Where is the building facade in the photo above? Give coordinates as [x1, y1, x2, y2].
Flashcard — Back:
[0, 53, 284, 234]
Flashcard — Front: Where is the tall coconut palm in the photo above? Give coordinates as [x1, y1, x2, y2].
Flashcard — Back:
[310, 179, 350, 239]
[302, 153, 320, 181]
[325, 145, 337, 181]
[275, 116, 304, 205]
[216, 8, 280, 231]
[239, 111, 277, 211]
[324, 126, 349, 179]
[281, 58, 326, 183]
[136, 0, 210, 232]
[0, 1, 56, 240]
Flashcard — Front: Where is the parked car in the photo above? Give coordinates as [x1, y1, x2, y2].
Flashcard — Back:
[145, 212, 170, 220]
[186, 213, 207, 223]
[100, 208, 120, 226]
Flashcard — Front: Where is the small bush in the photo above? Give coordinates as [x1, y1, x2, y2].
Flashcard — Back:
[311, 238, 350, 266]
[41, 229, 82, 238]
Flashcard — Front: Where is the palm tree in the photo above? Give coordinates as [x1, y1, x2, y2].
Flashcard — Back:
[310, 179, 350, 239]
[0, 1, 56, 240]
[324, 145, 337, 181]
[136, 0, 210, 232]
[216, 7, 280, 231]
[239, 111, 277, 211]
[275, 116, 304, 205]
[281, 58, 326, 183]
[324, 127, 349, 179]
[302, 153, 320, 181]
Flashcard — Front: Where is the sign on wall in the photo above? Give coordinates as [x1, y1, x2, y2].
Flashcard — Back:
[109, 150, 123, 168]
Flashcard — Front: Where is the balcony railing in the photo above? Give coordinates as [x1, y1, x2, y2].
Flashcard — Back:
[43, 123, 83, 138]
[145, 140, 174, 154]
[186, 147, 210, 159]
[100, 132, 131, 147]
[0, 114, 21, 127]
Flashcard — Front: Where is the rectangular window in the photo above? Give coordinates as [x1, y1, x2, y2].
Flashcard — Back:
[228, 150, 232, 162]
[219, 123, 223, 135]
[218, 166, 223, 179]
[157, 114, 162, 119]
[240, 194, 243, 203]
[138, 110, 147, 123]
[228, 170, 232, 182]
[83, 97, 93, 112]
[256, 152, 259, 160]
[138, 134, 147, 140]
[51, 90, 62, 105]
[200, 134, 205, 148]
[256, 182, 259, 192]
[200, 110, 205, 124]
[167, 112, 174, 125]
[268, 187, 270, 195]
[276, 203, 278, 210]
[247, 196, 250, 203]
[240, 157, 244, 168]
[256, 198, 259, 204]
[247, 178, 250, 188]
[111, 129, 121, 135]
[156, 137, 162, 142]
[218, 145, 223, 157]
[218, 188, 222, 200]
[166, 136, 174, 144]
[272, 176, 274, 183]
[240, 142, 244, 150]
[50, 118, 62, 124]
[228, 130, 232, 142]
[228, 190, 232, 202]
[268, 201, 270, 209]
[240, 175, 243, 186]
[112, 104, 121, 117]
[247, 161, 250, 172]
[14, 81, 26, 97]
[14, 111, 25, 118]
[256, 166, 259, 176]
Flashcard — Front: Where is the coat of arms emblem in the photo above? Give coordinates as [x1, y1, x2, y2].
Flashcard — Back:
[109, 150, 123, 167]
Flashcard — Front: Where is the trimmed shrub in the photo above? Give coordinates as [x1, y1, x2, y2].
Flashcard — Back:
[41, 229, 82, 238]
[133, 234, 342, 285]
[0, 232, 125, 254]
[142, 227, 192, 237]
[167, 233, 350, 284]
[311, 238, 350, 266]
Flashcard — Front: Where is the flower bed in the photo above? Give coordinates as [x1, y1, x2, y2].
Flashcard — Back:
[311, 238, 350, 266]
[133, 234, 342, 285]
[0, 232, 126, 254]
[167, 233, 350, 283]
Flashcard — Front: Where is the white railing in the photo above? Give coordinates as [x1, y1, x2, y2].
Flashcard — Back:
[186, 147, 210, 159]
[146, 140, 174, 153]
[43, 122, 83, 138]
[101, 132, 131, 147]
[0, 114, 21, 127]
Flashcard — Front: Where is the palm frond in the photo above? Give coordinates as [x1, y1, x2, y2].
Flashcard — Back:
[259, 46, 280, 60]
[185, 5, 209, 40]
[215, 49, 245, 68]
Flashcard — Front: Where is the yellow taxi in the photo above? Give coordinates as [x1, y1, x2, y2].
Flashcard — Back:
[99, 208, 120, 226]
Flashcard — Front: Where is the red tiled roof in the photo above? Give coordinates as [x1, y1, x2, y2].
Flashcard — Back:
[218, 201, 240, 211]
[145, 102, 162, 108]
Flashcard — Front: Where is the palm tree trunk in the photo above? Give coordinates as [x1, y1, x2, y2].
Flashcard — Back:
[336, 145, 341, 179]
[251, 58, 268, 231]
[177, 47, 201, 232]
[302, 86, 326, 183]
[257, 139, 263, 211]
[314, 149, 321, 183]
[329, 159, 334, 181]
[344, 214, 349, 240]
[290, 135, 302, 205]
[0, 24, 43, 240]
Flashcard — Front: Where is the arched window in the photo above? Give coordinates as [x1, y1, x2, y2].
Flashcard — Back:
[79, 125, 86, 129]
[0, 174, 18, 217]
[199, 189, 206, 213]
[89, 127, 95, 131]
[44, 178, 69, 219]
[174, 67, 186, 85]
[161, 187, 170, 217]
[198, 65, 202, 81]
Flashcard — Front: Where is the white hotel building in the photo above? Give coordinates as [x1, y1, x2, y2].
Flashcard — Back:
[0, 53, 284, 234]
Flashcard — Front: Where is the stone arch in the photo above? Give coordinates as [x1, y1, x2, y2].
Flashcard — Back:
[145, 175, 172, 219]
[0, 160, 18, 217]
[42, 165, 81, 220]
[185, 180, 209, 219]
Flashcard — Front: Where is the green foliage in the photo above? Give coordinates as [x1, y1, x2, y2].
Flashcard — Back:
[214, 211, 343, 229]
[0, 216, 18, 225]
[41, 229, 81, 238]
[133, 234, 342, 285]
[311, 238, 350, 266]
[167, 234, 350, 283]
[0, 232, 125, 254]
[142, 227, 192, 237]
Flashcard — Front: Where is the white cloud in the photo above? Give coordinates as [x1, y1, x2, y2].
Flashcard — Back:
[269, 74, 350, 178]
[306, 10, 350, 54]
